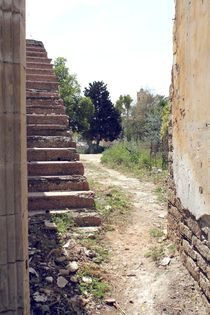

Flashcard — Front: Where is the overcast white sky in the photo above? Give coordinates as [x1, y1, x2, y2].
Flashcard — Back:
[26, 0, 175, 103]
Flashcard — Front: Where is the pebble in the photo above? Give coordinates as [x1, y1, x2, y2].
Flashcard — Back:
[44, 220, 57, 230]
[68, 261, 79, 273]
[57, 276, 68, 288]
[45, 276, 53, 283]
[82, 276, 92, 284]
[33, 292, 47, 303]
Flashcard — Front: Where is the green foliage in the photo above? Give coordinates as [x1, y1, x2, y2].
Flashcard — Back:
[84, 81, 122, 145]
[101, 141, 163, 171]
[116, 94, 133, 141]
[160, 102, 170, 139]
[53, 57, 94, 135]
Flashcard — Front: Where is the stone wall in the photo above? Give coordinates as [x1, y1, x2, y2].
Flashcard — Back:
[169, 0, 210, 303]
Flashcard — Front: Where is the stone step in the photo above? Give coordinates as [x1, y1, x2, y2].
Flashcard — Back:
[26, 96, 63, 106]
[27, 62, 53, 70]
[28, 161, 84, 176]
[28, 175, 89, 192]
[28, 191, 95, 211]
[27, 124, 68, 136]
[71, 210, 101, 227]
[27, 114, 69, 126]
[27, 56, 51, 64]
[26, 80, 58, 91]
[27, 68, 54, 76]
[27, 105, 66, 115]
[26, 74, 57, 82]
[28, 209, 101, 228]
[26, 46, 46, 53]
[27, 147, 79, 161]
[26, 50, 47, 58]
[26, 90, 59, 98]
[27, 136, 76, 148]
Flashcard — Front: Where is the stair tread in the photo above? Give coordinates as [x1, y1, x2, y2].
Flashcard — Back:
[28, 161, 81, 164]
[28, 175, 86, 179]
[28, 147, 76, 151]
[28, 190, 94, 197]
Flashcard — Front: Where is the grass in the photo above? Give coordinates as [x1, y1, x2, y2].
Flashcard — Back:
[78, 263, 110, 298]
[149, 228, 165, 238]
[79, 237, 109, 264]
[88, 180, 132, 225]
[145, 246, 165, 261]
[51, 213, 74, 234]
[154, 186, 167, 202]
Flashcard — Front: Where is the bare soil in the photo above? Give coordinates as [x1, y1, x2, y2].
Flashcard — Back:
[81, 154, 209, 315]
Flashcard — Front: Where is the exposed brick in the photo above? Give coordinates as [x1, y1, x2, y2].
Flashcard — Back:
[199, 273, 210, 300]
[192, 236, 210, 262]
[168, 205, 183, 221]
[179, 222, 193, 240]
[186, 217, 202, 239]
[182, 239, 197, 260]
[184, 256, 200, 282]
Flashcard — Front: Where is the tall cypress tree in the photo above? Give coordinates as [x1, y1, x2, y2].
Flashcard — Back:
[84, 81, 122, 146]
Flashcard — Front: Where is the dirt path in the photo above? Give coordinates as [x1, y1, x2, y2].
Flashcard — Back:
[81, 154, 209, 315]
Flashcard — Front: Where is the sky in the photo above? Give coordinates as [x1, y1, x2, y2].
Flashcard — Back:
[26, 0, 175, 103]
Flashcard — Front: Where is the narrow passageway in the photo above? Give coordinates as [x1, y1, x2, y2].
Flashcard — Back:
[81, 154, 208, 315]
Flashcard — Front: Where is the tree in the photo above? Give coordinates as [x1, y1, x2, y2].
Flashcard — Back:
[116, 94, 133, 140]
[53, 57, 94, 135]
[84, 81, 122, 146]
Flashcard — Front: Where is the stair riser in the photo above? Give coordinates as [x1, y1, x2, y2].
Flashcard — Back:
[28, 163, 84, 176]
[26, 81, 58, 91]
[27, 57, 51, 64]
[26, 97, 63, 106]
[28, 195, 94, 211]
[27, 127, 68, 137]
[27, 62, 53, 70]
[27, 137, 76, 148]
[73, 214, 101, 227]
[27, 74, 57, 82]
[27, 115, 69, 126]
[27, 106, 66, 115]
[26, 90, 59, 98]
[27, 68, 53, 76]
[26, 51, 47, 58]
[28, 149, 79, 161]
[28, 178, 89, 192]
[26, 46, 46, 53]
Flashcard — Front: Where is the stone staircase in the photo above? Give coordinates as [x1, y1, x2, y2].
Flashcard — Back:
[26, 39, 100, 226]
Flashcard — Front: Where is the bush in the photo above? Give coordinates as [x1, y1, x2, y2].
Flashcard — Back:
[101, 141, 163, 171]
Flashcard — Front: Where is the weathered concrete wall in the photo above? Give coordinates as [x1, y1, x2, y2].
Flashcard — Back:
[0, 0, 29, 313]
[169, 0, 210, 303]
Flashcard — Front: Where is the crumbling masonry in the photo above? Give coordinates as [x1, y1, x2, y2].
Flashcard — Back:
[168, 0, 210, 303]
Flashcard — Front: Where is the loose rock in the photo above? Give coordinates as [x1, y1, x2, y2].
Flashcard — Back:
[57, 276, 68, 288]
[68, 261, 79, 273]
